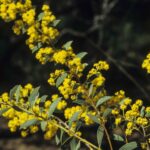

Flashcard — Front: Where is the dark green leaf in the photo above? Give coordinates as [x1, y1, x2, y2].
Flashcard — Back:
[56, 72, 68, 87]
[48, 97, 61, 117]
[60, 129, 64, 144]
[113, 134, 124, 142]
[97, 126, 104, 147]
[63, 41, 73, 50]
[103, 108, 112, 118]
[76, 52, 88, 59]
[28, 87, 40, 107]
[69, 111, 81, 127]
[76, 121, 82, 131]
[73, 99, 85, 105]
[20, 119, 39, 129]
[119, 142, 137, 150]
[40, 121, 47, 131]
[12, 106, 23, 112]
[0, 108, 9, 116]
[88, 114, 100, 124]
[62, 136, 72, 146]
[96, 96, 112, 107]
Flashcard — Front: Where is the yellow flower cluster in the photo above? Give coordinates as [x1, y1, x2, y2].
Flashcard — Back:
[0, 0, 32, 21]
[44, 120, 58, 140]
[22, 8, 35, 25]
[87, 61, 109, 79]
[108, 90, 125, 105]
[64, 106, 96, 125]
[51, 94, 67, 110]
[112, 97, 150, 136]
[142, 53, 150, 73]
[52, 47, 86, 77]
[35, 47, 54, 64]
[25, 4, 59, 49]
[0, 0, 59, 62]
[92, 75, 105, 87]
[53, 50, 69, 64]
[67, 57, 86, 77]
[48, 69, 65, 86]
[0, 84, 64, 140]
[87, 61, 109, 88]
[58, 78, 77, 99]
[0, 88, 40, 135]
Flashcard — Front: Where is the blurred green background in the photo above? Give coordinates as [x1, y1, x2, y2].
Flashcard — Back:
[1, 0, 150, 102]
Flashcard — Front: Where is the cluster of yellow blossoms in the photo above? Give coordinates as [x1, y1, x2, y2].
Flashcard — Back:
[64, 106, 96, 125]
[0, 0, 59, 64]
[112, 94, 150, 138]
[0, 0, 88, 75]
[87, 61, 109, 87]
[47, 60, 109, 102]
[142, 53, 150, 73]
[0, 84, 66, 140]
[35, 47, 54, 64]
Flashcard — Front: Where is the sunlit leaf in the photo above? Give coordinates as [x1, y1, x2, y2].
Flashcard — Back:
[119, 142, 137, 150]
[140, 106, 145, 117]
[96, 96, 112, 107]
[76, 52, 88, 59]
[113, 134, 124, 142]
[55, 134, 60, 145]
[40, 121, 47, 131]
[97, 126, 104, 147]
[28, 87, 40, 107]
[15, 85, 21, 102]
[9, 85, 20, 100]
[70, 138, 80, 150]
[48, 97, 61, 117]
[31, 42, 42, 53]
[40, 95, 48, 103]
[38, 12, 44, 21]
[88, 114, 100, 124]
[60, 129, 64, 144]
[73, 99, 85, 105]
[63, 41, 73, 50]
[88, 84, 93, 97]
[56, 72, 68, 87]
[20, 119, 39, 129]
[53, 19, 61, 27]
[69, 111, 81, 127]
[103, 108, 112, 118]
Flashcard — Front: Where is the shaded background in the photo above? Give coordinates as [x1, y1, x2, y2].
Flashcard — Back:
[0, 0, 150, 149]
